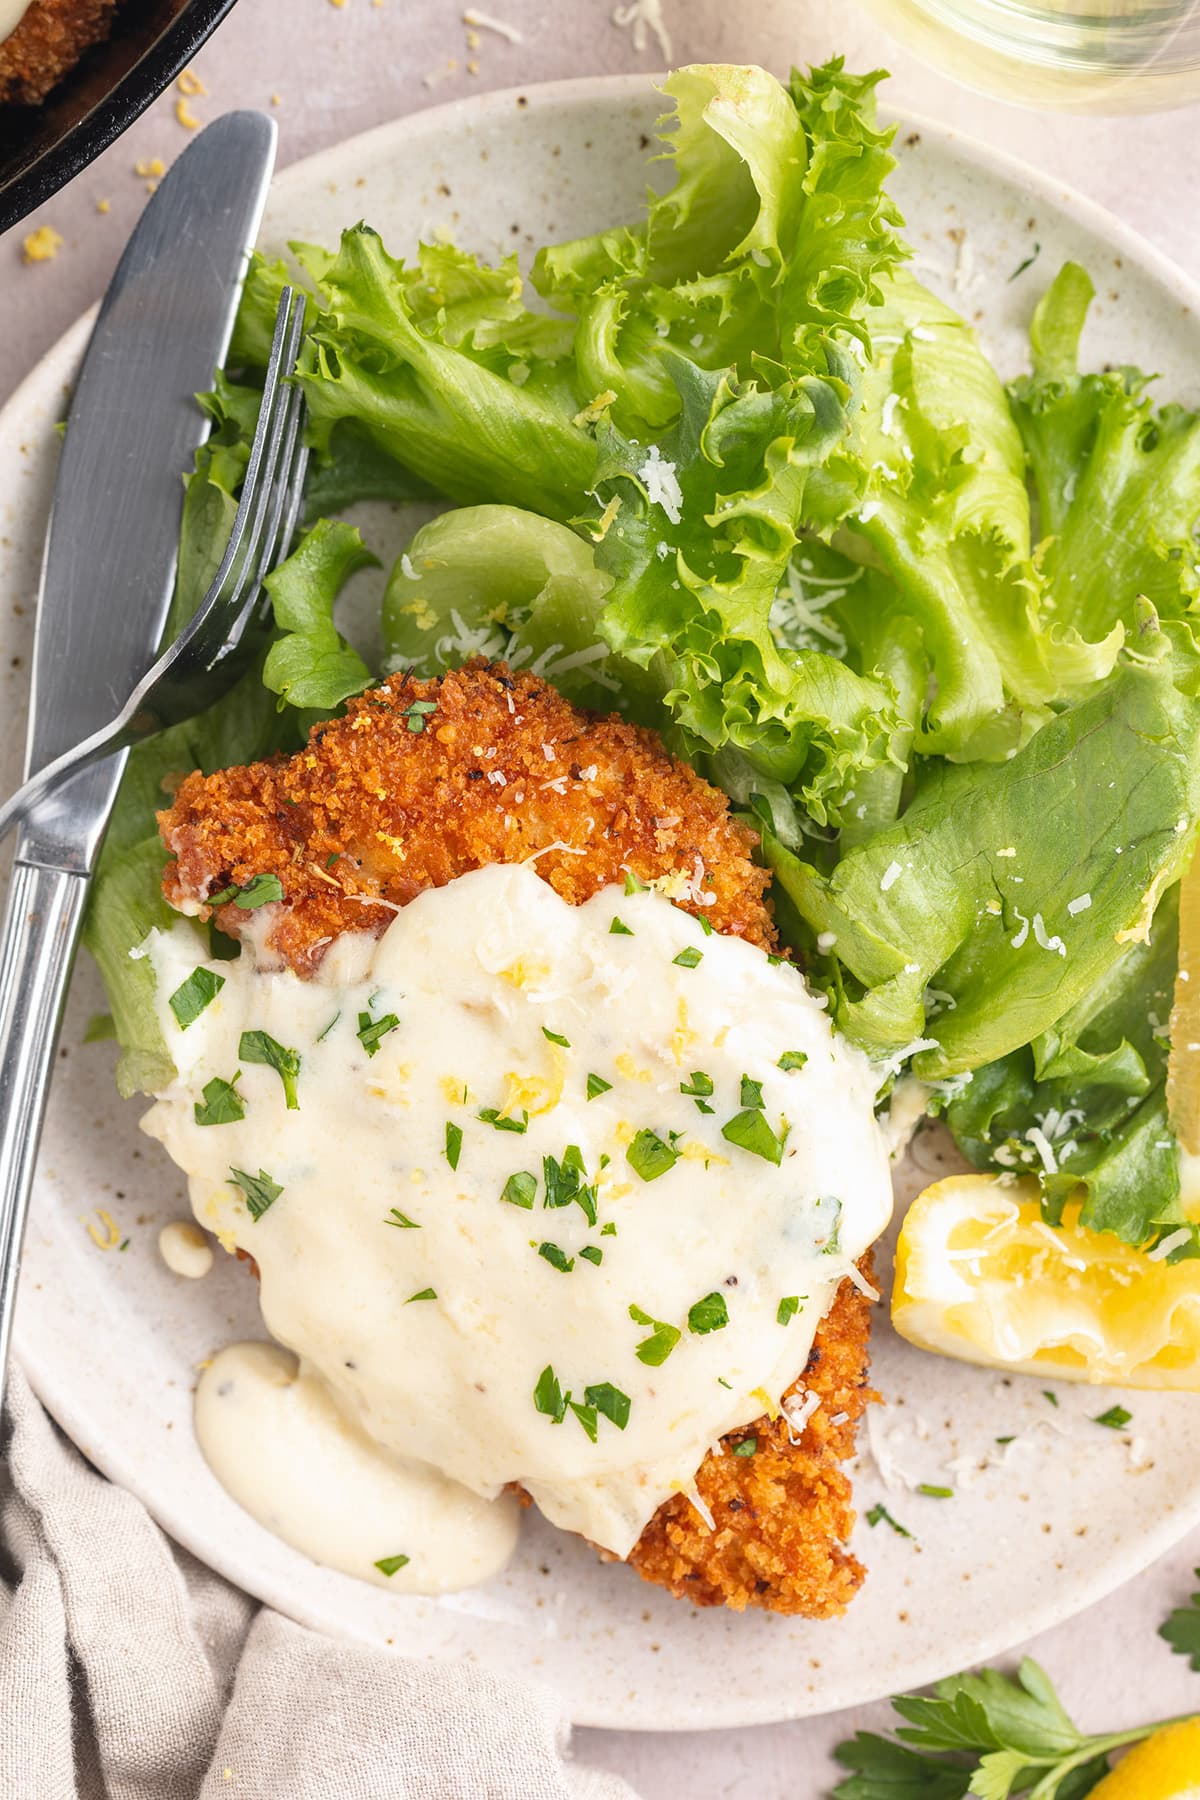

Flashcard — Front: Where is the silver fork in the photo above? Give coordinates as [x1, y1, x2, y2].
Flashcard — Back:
[0, 286, 309, 844]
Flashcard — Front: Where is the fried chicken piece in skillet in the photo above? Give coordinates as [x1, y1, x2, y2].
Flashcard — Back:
[0, 0, 118, 105]
[159, 661, 875, 1618]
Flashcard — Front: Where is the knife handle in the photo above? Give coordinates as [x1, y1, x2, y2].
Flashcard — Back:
[0, 858, 89, 1416]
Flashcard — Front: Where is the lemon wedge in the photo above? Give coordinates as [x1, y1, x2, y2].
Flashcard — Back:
[1088, 1719, 1200, 1799]
[892, 1173, 1200, 1388]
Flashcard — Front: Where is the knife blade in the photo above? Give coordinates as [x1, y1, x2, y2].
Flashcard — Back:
[0, 111, 278, 1412]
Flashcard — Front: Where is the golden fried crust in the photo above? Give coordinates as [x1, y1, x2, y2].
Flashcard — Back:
[0, 0, 117, 105]
[160, 662, 776, 969]
[161, 659, 874, 1619]
[625, 1262, 877, 1617]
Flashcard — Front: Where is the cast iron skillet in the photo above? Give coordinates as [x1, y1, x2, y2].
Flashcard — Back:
[0, 0, 240, 234]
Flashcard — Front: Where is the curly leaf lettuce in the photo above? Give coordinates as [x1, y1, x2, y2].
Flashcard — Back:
[588, 351, 901, 816]
[1009, 259, 1200, 640]
[532, 60, 906, 435]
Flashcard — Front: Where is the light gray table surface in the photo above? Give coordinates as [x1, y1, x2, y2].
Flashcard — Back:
[5, 1, 1200, 1792]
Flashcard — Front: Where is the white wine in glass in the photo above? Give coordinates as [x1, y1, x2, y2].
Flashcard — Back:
[862, 0, 1200, 110]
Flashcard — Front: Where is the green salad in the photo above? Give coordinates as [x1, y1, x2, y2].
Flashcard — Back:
[89, 58, 1200, 1259]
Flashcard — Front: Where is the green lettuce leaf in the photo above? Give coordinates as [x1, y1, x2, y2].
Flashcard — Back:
[830, 269, 1120, 759]
[589, 351, 901, 818]
[293, 227, 597, 520]
[765, 623, 1200, 1075]
[381, 504, 622, 710]
[262, 518, 378, 711]
[940, 886, 1181, 1245]
[532, 59, 906, 435]
[1009, 259, 1200, 641]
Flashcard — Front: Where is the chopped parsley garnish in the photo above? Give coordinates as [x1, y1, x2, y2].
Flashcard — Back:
[1043, 1389, 1059, 1407]
[739, 1074, 764, 1109]
[629, 1304, 681, 1366]
[479, 1107, 528, 1134]
[316, 1011, 340, 1042]
[586, 1072, 612, 1101]
[207, 872, 284, 910]
[697, 914, 713, 935]
[623, 871, 648, 895]
[356, 1010, 400, 1057]
[584, 1382, 630, 1430]
[542, 1027, 571, 1048]
[777, 1051, 808, 1073]
[501, 1171, 537, 1209]
[687, 1291, 729, 1335]
[1094, 1404, 1132, 1430]
[193, 1074, 244, 1128]
[168, 967, 224, 1030]
[995, 1434, 1015, 1445]
[229, 1166, 282, 1221]
[917, 1483, 954, 1498]
[600, 1221, 617, 1237]
[609, 916, 634, 936]
[373, 1553, 410, 1577]
[567, 1399, 599, 1442]
[866, 1502, 912, 1538]
[384, 1208, 419, 1229]
[626, 1128, 679, 1182]
[325, 851, 340, 869]
[777, 1295, 800, 1326]
[542, 1147, 597, 1224]
[1008, 240, 1041, 282]
[721, 1108, 784, 1164]
[672, 947, 703, 969]
[538, 1241, 575, 1273]
[405, 1287, 437, 1303]
[402, 698, 438, 733]
[444, 1121, 463, 1170]
[533, 1364, 568, 1422]
[579, 1245, 603, 1265]
[680, 1070, 714, 1114]
[733, 1437, 757, 1458]
[239, 1030, 301, 1110]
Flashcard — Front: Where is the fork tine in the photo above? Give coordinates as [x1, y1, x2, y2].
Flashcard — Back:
[199, 287, 303, 610]
[200, 292, 308, 651]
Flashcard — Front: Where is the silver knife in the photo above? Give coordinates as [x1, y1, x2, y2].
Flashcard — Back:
[0, 112, 277, 1412]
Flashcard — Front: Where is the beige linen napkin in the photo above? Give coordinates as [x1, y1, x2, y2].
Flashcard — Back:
[0, 1368, 639, 1800]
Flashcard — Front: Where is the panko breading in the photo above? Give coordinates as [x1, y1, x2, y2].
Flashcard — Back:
[161, 662, 776, 969]
[626, 1263, 876, 1615]
[0, 0, 117, 105]
[159, 661, 876, 1618]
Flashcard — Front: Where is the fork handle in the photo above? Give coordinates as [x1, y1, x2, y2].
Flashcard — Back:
[0, 858, 89, 1418]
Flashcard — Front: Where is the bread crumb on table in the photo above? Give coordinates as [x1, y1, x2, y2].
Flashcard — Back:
[22, 225, 63, 264]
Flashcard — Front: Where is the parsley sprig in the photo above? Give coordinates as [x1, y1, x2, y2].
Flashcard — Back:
[833, 1657, 1197, 1799]
[1161, 1566, 1200, 1668]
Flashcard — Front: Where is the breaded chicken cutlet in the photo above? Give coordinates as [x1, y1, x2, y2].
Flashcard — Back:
[159, 661, 876, 1618]
[0, 0, 117, 105]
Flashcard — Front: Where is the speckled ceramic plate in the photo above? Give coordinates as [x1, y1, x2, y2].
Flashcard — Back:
[5, 75, 1200, 1732]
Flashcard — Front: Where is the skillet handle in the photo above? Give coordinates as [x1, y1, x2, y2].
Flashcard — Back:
[0, 856, 89, 1421]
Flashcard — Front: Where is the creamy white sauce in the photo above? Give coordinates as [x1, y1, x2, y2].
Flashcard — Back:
[158, 1219, 213, 1279]
[143, 864, 892, 1583]
[195, 1342, 519, 1592]
[0, 0, 32, 50]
